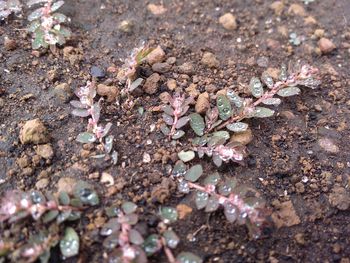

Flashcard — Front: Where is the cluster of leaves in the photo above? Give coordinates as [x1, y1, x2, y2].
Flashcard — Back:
[120, 44, 154, 93]
[101, 202, 201, 263]
[160, 93, 194, 140]
[0, 0, 22, 20]
[173, 162, 270, 239]
[27, 0, 71, 49]
[170, 63, 320, 166]
[71, 80, 118, 164]
[0, 181, 99, 262]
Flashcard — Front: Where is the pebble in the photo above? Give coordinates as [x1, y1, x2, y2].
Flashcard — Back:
[147, 3, 167, 15]
[152, 62, 171, 73]
[97, 84, 119, 102]
[201, 52, 219, 68]
[318, 38, 336, 54]
[16, 155, 30, 169]
[195, 92, 210, 114]
[288, 4, 306, 17]
[230, 128, 253, 145]
[176, 204, 193, 219]
[57, 177, 77, 194]
[318, 138, 339, 153]
[271, 200, 301, 228]
[20, 119, 50, 145]
[178, 62, 194, 75]
[143, 73, 160, 94]
[313, 29, 325, 39]
[219, 13, 237, 30]
[118, 20, 134, 33]
[90, 66, 105, 78]
[159, 92, 171, 104]
[36, 178, 49, 189]
[329, 185, 350, 210]
[143, 152, 151, 163]
[100, 172, 114, 187]
[269, 1, 284, 16]
[53, 83, 72, 103]
[34, 144, 54, 160]
[167, 79, 177, 90]
[146, 46, 165, 65]
[4, 37, 17, 51]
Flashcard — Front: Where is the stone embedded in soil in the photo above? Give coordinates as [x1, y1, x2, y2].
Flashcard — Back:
[143, 73, 160, 94]
[118, 20, 134, 33]
[90, 66, 105, 78]
[167, 79, 177, 90]
[97, 84, 119, 102]
[201, 52, 219, 68]
[152, 62, 171, 73]
[57, 177, 77, 195]
[36, 178, 49, 189]
[146, 46, 166, 65]
[176, 204, 193, 219]
[143, 152, 151, 163]
[100, 172, 114, 187]
[195, 92, 210, 114]
[4, 37, 17, 51]
[219, 13, 237, 30]
[318, 138, 339, 153]
[318, 38, 336, 54]
[53, 83, 72, 103]
[329, 185, 350, 211]
[16, 155, 30, 169]
[147, 3, 167, 15]
[230, 128, 253, 145]
[178, 62, 194, 75]
[20, 119, 50, 145]
[185, 83, 200, 98]
[270, 1, 284, 16]
[288, 3, 306, 17]
[34, 144, 54, 160]
[159, 92, 171, 104]
[271, 200, 301, 228]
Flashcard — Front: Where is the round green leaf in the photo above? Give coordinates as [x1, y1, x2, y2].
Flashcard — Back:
[184, 164, 203, 182]
[254, 107, 275, 118]
[217, 95, 232, 120]
[160, 207, 178, 223]
[190, 113, 205, 136]
[176, 252, 203, 263]
[60, 227, 79, 258]
[178, 150, 195, 163]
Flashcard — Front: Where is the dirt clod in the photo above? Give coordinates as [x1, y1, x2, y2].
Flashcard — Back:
[219, 13, 237, 30]
[143, 73, 161, 94]
[20, 119, 50, 145]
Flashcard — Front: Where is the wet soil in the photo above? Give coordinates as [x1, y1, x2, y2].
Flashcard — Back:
[1, 0, 350, 262]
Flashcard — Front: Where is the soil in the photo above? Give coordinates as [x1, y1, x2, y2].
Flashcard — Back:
[1, 0, 350, 262]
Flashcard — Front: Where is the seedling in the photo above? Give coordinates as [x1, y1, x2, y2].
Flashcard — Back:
[27, 0, 71, 50]
[160, 93, 194, 140]
[71, 81, 118, 163]
[0, 181, 99, 262]
[173, 162, 270, 239]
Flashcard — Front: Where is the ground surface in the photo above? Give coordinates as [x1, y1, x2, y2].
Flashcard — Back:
[1, 0, 350, 262]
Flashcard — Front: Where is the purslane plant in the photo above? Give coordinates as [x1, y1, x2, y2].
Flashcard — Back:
[101, 203, 202, 263]
[173, 162, 270, 239]
[27, 0, 71, 50]
[0, 181, 99, 262]
[0, 0, 22, 20]
[160, 93, 194, 140]
[71, 81, 118, 163]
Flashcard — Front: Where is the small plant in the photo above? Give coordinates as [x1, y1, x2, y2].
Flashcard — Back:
[71, 80, 118, 164]
[101, 203, 201, 263]
[119, 44, 154, 93]
[289, 32, 302, 46]
[173, 162, 270, 239]
[160, 93, 194, 140]
[0, 181, 99, 262]
[0, 0, 22, 20]
[27, 0, 71, 50]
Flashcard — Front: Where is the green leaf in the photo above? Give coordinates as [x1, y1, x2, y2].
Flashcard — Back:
[163, 230, 180, 249]
[195, 191, 209, 210]
[51, 0, 64, 12]
[129, 229, 144, 245]
[104, 135, 114, 153]
[28, 7, 43, 21]
[129, 78, 143, 91]
[224, 203, 238, 223]
[226, 122, 248, 132]
[261, 72, 274, 88]
[178, 150, 195, 163]
[205, 196, 220, 212]
[42, 210, 59, 223]
[32, 29, 45, 49]
[176, 252, 203, 263]
[189, 113, 205, 136]
[73, 181, 99, 206]
[143, 234, 161, 256]
[227, 90, 243, 108]
[279, 64, 288, 81]
[160, 207, 178, 223]
[172, 130, 185, 140]
[249, 77, 264, 97]
[204, 172, 221, 186]
[121, 202, 137, 214]
[28, 20, 41, 32]
[60, 227, 79, 258]
[172, 161, 187, 177]
[53, 12, 67, 23]
[184, 164, 203, 182]
[212, 131, 230, 141]
[277, 87, 301, 97]
[262, 98, 281, 105]
[160, 124, 170, 136]
[59, 26, 72, 38]
[58, 192, 70, 205]
[217, 95, 232, 120]
[76, 132, 96, 143]
[254, 107, 275, 118]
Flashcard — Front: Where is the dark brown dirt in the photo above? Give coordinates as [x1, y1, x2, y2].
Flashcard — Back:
[1, 0, 350, 262]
